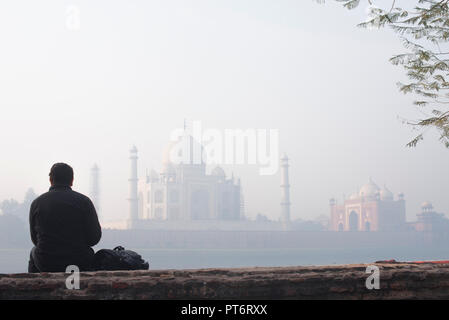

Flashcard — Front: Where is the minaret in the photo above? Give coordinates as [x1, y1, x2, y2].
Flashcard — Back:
[128, 146, 138, 229]
[280, 153, 291, 229]
[90, 164, 100, 220]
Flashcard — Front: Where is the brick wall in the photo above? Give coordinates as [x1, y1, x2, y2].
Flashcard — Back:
[1, 262, 449, 299]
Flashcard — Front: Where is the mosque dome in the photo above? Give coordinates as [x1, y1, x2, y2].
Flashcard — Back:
[349, 192, 359, 200]
[380, 185, 394, 201]
[359, 178, 380, 199]
[211, 166, 226, 178]
[421, 201, 433, 210]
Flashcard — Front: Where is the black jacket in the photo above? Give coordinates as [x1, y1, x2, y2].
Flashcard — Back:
[29, 185, 102, 272]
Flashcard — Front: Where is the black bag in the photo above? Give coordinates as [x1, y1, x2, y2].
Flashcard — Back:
[93, 246, 149, 271]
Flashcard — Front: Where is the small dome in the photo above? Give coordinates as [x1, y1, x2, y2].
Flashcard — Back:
[211, 166, 226, 178]
[150, 169, 159, 179]
[349, 192, 359, 200]
[146, 169, 160, 183]
[421, 201, 433, 210]
[161, 162, 176, 175]
[380, 185, 393, 201]
[359, 178, 380, 199]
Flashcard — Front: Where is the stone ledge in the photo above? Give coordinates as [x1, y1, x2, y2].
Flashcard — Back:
[1, 263, 449, 299]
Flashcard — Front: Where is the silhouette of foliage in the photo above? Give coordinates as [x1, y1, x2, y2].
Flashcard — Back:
[319, 0, 449, 147]
[0, 189, 36, 247]
[0, 188, 37, 222]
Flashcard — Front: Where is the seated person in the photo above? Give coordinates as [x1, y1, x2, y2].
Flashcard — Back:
[28, 163, 101, 273]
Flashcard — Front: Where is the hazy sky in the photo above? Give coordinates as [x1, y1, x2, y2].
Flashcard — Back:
[0, 0, 448, 223]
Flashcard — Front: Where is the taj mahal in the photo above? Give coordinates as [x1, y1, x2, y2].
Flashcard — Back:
[126, 133, 291, 231]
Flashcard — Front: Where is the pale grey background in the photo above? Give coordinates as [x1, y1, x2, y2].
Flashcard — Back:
[0, 0, 447, 224]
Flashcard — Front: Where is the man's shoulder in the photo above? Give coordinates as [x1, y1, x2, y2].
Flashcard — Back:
[70, 190, 92, 203]
[33, 189, 91, 203]
[31, 191, 51, 204]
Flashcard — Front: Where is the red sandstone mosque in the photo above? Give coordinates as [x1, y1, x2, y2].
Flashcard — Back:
[329, 179, 406, 231]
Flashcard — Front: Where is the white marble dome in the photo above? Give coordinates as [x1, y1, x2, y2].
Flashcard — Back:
[359, 179, 380, 199]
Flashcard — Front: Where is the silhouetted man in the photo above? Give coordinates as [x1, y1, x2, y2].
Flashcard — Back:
[28, 163, 101, 273]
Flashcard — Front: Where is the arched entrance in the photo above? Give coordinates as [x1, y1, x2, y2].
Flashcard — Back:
[349, 211, 359, 231]
[338, 223, 344, 231]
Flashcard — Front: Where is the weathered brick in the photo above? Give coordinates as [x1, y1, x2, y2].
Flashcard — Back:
[1, 263, 449, 299]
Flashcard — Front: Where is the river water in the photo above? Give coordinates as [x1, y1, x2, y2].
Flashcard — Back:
[2, 247, 449, 273]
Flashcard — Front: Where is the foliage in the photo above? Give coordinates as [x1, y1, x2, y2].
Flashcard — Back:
[0, 188, 37, 221]
[322, 0, 449, 147]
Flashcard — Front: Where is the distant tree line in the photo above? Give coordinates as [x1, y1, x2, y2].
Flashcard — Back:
[0, 188, 36, 247]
